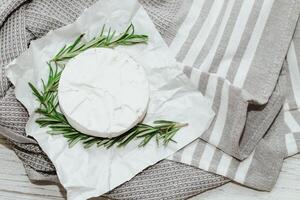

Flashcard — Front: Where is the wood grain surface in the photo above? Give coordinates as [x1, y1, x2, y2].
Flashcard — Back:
[0, 134, 299, 200]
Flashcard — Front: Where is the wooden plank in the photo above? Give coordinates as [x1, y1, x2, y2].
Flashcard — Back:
[0, 134, 299, 200]
[192, 155, 300, 200]
[0, 135, 65, 200]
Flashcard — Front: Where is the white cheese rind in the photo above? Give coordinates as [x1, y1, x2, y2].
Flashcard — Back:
[58, 48, 150, 138]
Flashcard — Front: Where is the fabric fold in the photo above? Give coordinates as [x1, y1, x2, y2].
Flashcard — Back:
[170, 66, 286, 190]
[283, 18, 300, 158]
[0, 3, 33, 98]
[0, 0, 28, 28]
[159, 0, 299, 160]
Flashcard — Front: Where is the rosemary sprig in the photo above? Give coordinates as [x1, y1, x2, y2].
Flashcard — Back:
[29, 24, 187, 149]
[29, 63, 187, 148]
[51, 24, 148, 63]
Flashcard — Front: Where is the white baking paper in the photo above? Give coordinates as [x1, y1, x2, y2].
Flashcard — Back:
[6, 0, 215, 199]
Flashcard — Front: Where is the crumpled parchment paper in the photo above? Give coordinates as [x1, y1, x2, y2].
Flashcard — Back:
[6, 0, 215, 199]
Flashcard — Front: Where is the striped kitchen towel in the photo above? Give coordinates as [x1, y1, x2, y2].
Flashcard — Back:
[283, 18, 300, 158]
[141, 0, 298, 190]
[167, 23, 300, 189]
[149, 0, 299, 160]
[169, 67, 287, 190]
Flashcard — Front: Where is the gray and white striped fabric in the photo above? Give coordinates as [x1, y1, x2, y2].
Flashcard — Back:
[283, 18, 300, 158]
[152, 0, 299, 190]
[1, 0, 300, 197]
[158, 0, 299, 160]
[169, 68, 286, 190]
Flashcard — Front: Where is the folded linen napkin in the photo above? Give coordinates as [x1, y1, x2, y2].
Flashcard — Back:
[1, 0, 300, 198]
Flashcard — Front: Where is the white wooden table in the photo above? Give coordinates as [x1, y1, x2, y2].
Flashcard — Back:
[1, 134, 299, 200]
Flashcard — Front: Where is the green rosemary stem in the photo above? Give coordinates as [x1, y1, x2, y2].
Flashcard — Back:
[50, 24, 148, 63]
[28, 24, 187, 149]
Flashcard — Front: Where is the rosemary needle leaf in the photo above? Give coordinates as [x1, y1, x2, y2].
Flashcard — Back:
[164, 128, 180, 144]
[99, 24, 105, 37]
[138, 134, 155, 147]
[64, 131, 81, 136]
[47, 130, 65, 135]
[136, 129, 158, 138]
[83, 139, 99, 149]
[117, 130, 139, 147]
[28, 83, 44, 102]
[69, 34, 84, 52]
[153, 120, 175, 124]
[69, 136, 83, 148]
[54, 45, 66, 59]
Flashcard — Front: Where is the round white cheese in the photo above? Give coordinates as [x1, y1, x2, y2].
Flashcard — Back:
[58, 48, 150, 138]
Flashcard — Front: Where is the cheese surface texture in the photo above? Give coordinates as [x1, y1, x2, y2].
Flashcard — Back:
[58, 48, 150, 138]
